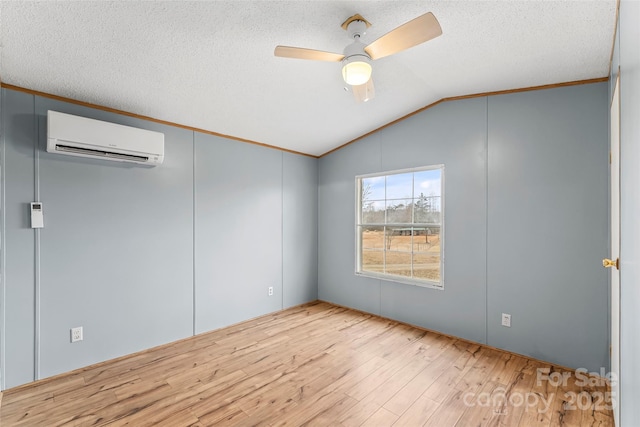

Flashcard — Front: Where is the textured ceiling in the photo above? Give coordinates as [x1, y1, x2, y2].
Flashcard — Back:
[0, 1, 617, 156]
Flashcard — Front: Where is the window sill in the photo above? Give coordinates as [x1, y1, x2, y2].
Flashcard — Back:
[355, 271, 444, 290]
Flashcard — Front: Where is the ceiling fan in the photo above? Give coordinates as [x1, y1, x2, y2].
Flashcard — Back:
[274, 12, 442, 103]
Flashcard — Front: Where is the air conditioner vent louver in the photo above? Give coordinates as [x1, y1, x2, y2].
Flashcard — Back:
[47, 110, 164, 166]
[54, 144, 150, 162]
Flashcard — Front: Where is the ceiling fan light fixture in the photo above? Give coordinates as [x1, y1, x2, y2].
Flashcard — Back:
[352, 78, 375, 103]
[342, 55, 372, 86]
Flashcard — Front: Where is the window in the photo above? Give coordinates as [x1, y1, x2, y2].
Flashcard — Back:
[356, 165, 444, 288]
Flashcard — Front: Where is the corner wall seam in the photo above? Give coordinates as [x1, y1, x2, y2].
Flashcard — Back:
[485, 96, 490, 346]
[0, 88, 6, 390]
[281, 151, 284, 310]
[192, 131, 197, 336]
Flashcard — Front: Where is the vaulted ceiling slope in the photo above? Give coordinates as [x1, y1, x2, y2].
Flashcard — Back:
[0, 1, 617, 157]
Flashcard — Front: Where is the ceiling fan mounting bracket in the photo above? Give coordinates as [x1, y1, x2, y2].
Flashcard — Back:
[341, 14, 372, 31]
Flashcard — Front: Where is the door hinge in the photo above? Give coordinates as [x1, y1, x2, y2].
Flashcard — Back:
[609, 151, 612, 164]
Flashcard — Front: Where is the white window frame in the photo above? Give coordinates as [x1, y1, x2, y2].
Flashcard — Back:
[355, 165, 444, 289]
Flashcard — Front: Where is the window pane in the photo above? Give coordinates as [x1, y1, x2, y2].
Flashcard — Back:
[414, 169, 441, 198]
[414, 169, 441, 224]
[362, 176, 385, 200]
[384, 226, 413, 252]
[386, 199, 413, 223]
[413, 252, 440, 281]
[411, 227, 440, 253]
[385, 251, 412, 278]
[386, 173, 414, 199]
[414, 194, 441, 223]
[361, 226, 385, 250]
[362, 200, 385, 224]
[362, 250, 384, 274]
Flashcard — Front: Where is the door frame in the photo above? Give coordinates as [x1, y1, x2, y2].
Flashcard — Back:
[610, 73, 621, 426]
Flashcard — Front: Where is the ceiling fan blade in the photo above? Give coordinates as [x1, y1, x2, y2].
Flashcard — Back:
[274, 46, 344, 62]
[364, 12, 442, 60]
[352, 78, 375, 103]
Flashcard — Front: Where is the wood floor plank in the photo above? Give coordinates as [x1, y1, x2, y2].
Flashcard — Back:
[420, 343, 482, 404]
[548, 372, 588, 427]
[383, 341, 469, 416]
[236, 394, 299, 426]
[454, 347, 503, 395]
[454, 380, 503, 427]
[303, 395, 358, 426]
[189, 364, 289, 418]
[487, 353, 530, 386]
[343, 335, 451, 402]
[0, 302, 613, 427]
[423, 388, 470, 427]
[392, 394, 439, 426]
[491, 371, 537, 426]
[360, 406, 399, 427]
[1, 376, 84, 406]
[269, 391, 352, 427]
[188, 402, 248, 426]
[357, 352, 432, 408]
[234, 351, 348, 418]
[337, 398, 383, 427]
[516, 364, 559, 427]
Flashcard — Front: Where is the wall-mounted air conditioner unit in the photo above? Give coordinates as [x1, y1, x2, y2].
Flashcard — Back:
[47, 110, 164, 165]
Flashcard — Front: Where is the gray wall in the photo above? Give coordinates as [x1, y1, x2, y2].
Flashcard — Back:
[36, 97, 195, 380]
[2, 89, 38, 388]
[319, 83, 609, 372]
[487, 86, 608, 369]
[283, 153, 318, 308]
[0, 81, 3, 389]
[617, 1, 640, 423]
[194, 133, 283, 332]
[0, 88, 318, 390]
[319, 97, 488, 343]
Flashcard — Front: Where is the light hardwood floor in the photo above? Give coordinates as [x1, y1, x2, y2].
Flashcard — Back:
[0, 302, 613, 426]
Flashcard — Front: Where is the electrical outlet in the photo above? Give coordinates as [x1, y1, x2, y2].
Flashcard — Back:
[268, 286, 274, 296]
[71, 326, 83, 343]
[501, 313, 511, 328]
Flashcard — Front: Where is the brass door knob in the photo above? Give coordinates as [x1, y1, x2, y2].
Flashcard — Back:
[603, 258, 619, 269]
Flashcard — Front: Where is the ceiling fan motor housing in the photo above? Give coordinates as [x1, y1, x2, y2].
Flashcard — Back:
[343, 40, 370, 61]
